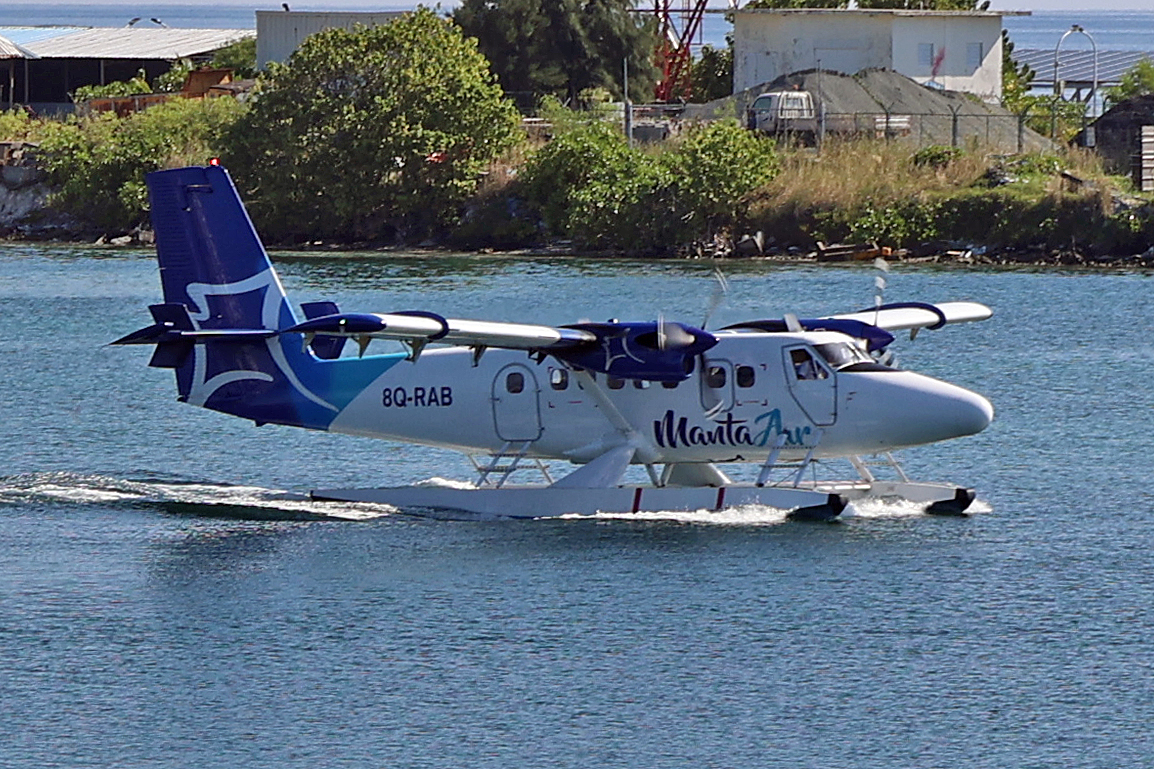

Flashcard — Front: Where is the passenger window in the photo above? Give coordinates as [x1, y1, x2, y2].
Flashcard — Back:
[705, 365, 727, 388]
[506, 371, 525, 393]
[662, 380, 679, 389]
[607, 376, 625, 390]
[736, 365, 755, 388]
[633, 380, 649, 390]
[550, 368, 568, 390]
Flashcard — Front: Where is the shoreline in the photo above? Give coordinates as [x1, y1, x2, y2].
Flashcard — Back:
[7, 230, 1154, 269]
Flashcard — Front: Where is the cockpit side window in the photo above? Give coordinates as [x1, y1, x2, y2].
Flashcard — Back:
[789, 348, 827, 381]
[814, 342, 871, 370]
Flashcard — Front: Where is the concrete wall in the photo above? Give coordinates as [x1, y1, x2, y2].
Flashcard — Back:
[891, 16, 1002, 100]
[733, 10, 1004, 101]
[256, 10, 404, 69]
[733, 11, 892, 91]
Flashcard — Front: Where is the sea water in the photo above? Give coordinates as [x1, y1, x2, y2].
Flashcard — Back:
[2, 245, 1154, 767]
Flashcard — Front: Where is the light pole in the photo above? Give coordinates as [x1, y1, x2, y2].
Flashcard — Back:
[1053, 24, 1099, 116]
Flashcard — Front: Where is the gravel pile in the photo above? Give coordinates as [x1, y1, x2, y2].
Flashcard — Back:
[684, 68, 1051, 152]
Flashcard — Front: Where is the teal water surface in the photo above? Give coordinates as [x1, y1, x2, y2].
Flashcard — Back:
[2, 245, 1153, 768]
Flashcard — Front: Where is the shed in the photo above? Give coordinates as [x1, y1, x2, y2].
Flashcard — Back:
[1086, 94, 1154, 189]
[0, 26, 252, 112]
[732, 9, 1027, 102]
[255, 10, 404, 69]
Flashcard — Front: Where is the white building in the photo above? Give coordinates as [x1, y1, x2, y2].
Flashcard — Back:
[732, 9, 1024, 101]
[256, 10, 405, 69]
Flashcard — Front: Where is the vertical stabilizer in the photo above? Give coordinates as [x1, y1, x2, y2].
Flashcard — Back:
[148, 165, 294, 333]
[143, 165, 391, 429]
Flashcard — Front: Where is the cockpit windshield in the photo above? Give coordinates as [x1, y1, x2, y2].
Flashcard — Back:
[814, 342, 872, 370]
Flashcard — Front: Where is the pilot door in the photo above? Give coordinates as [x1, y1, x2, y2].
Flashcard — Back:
[492, 363, 544, 442]
[783, 346, 837, 425]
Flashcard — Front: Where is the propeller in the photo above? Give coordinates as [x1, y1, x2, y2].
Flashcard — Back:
[656, 313, 695, 351]
[700, 267, 730, 329]
[871, 257, 898, 367]
[873, 256, 889, 326]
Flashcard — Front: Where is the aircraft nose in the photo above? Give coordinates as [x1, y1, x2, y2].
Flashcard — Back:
[847, 372, 993, 449]
[949, 386, 994, 437]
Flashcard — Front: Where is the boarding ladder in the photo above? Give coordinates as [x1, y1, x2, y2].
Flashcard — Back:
[755, 429, 825, 488]
[847, 452, 910, 483]
[471, 441, 554, 488]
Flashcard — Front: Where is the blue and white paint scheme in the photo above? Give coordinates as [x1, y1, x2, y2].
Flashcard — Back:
[116, 165, 994, 520]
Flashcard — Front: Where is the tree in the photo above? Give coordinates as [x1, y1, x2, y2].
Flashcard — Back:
[690, 43, 733, 103]
[1107, 58, 1154, 106]
[211, 37, 258, 79]
[453, 0, 657, 106]
[221, 9, 522, 243]
[1001, 29, 1034, 109]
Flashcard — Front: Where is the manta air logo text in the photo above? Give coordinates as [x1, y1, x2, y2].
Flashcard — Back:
[652, 409, 813, 449]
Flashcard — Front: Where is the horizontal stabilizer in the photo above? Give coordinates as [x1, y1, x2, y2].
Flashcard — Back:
[112, 302, 277, 368]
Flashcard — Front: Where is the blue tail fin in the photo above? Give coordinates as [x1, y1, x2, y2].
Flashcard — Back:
[149, 165, 294, 332]
[143, 165, 395, 429]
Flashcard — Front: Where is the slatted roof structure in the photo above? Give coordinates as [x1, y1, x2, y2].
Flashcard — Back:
[19, 27, 250, 60]
[1014, 48, 1153, 91]
[0, 26, 253, 109]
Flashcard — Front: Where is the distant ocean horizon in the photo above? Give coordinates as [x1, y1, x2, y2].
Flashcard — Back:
[1, 3, 1150, 53]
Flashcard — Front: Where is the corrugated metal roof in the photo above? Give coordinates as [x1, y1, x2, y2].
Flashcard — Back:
[0, 35, 37, 59]
[19, 27, 252, 60]
[0, 26, 89, 45]
[1015, 48, 1153, 88]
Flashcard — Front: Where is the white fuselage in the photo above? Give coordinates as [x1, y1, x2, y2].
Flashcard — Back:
[325, 330, 993, 465]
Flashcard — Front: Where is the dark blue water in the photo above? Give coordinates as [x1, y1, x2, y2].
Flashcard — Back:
[3, 244, 1154, 767]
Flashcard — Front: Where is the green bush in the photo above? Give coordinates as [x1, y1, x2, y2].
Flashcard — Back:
[912, 145, 963, 169]
[73, 72, 151, 102]
[222, 9, 522, 243]
[37, 97, 245, 232]
[519, 119, 779, 254]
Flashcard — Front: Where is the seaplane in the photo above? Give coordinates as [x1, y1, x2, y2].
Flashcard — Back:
[114, 165, 994, 521]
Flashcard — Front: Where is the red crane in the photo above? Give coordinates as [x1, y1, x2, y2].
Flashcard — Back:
[653, 0, 709, 102]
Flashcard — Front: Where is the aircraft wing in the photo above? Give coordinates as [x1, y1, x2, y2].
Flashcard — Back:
[285, 312, 598, 350]
[830, 301, 992, 332]
[284, 312, 718, 381]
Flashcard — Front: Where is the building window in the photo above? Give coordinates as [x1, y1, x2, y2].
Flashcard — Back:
[967, 42, 984, 71]
[918, 43, 935, 68]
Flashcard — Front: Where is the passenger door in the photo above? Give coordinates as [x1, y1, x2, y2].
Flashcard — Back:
[492, 363, 543, 442]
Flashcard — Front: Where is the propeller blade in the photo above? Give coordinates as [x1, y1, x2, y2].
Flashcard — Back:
[657, 314, 695, 350]
[783, 313, 802, 332]
[701, 268, 730, 328]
